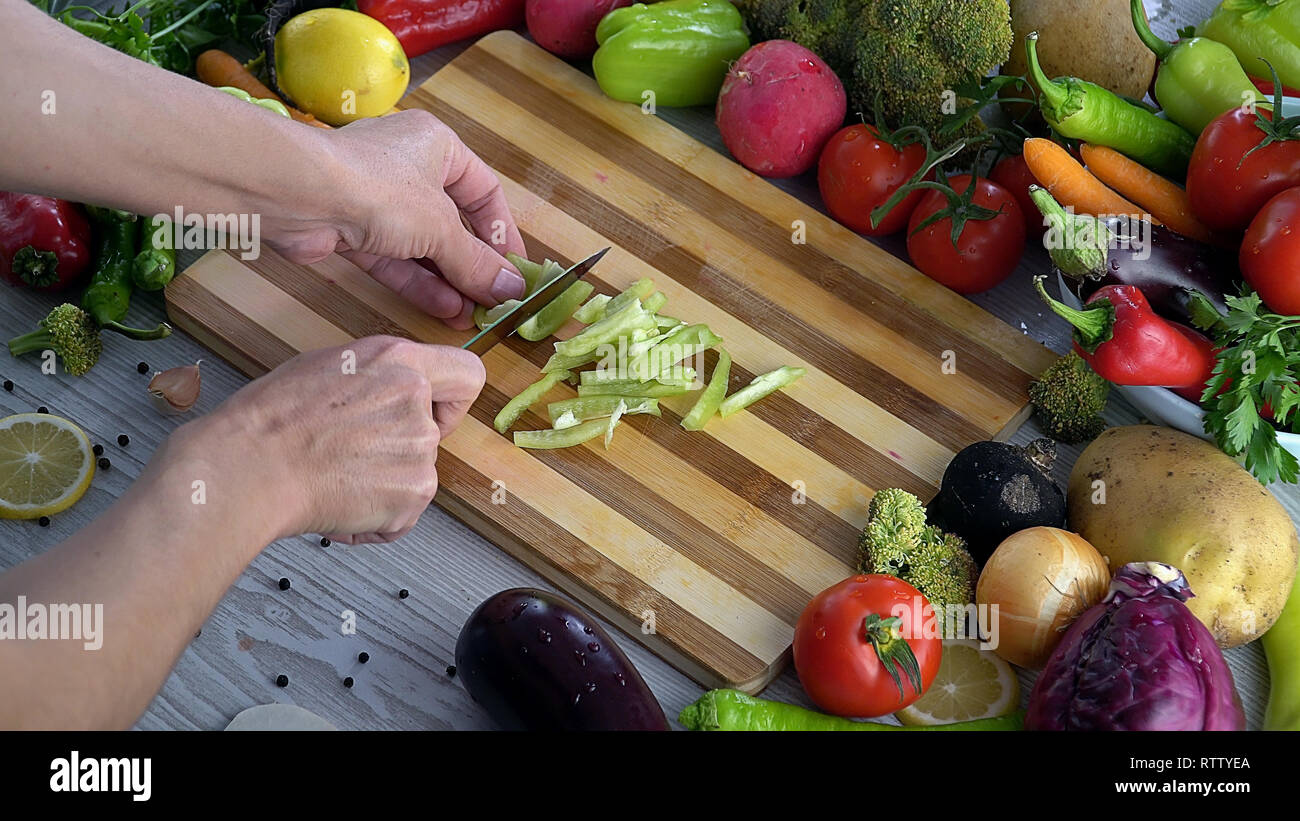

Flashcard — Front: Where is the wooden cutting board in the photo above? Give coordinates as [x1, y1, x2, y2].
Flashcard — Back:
[165, 31, 1055, 693]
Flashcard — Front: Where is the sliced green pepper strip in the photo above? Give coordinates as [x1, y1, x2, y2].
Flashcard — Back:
[604, 399, 628, 448]
[572, 293, 612, 324]
[493, 370, 572, 434]
[643, 291, 668, 314]
[518, 280, 595, 341]
[581, 366, 695, 385]
[547, 395, 660, 422]
[542, 349, 604, 373]
[578, 380, 694, 398]
[473, 298, 522, 330]
[605, 278, 655, 315]
[629, 322, 721, 379]
[552, 410, 580, 429]
[553, 300, 656, 358]
[514, 418, 607, 449]
[655, 315, 682, 328]
[718, 366, 805, 418]
[682, 348, 731, 431]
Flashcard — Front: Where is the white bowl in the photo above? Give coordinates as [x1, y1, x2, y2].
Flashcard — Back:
[1054, 274, 1300, 465]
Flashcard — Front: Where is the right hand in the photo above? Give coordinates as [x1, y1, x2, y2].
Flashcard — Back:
[181, 336, 485, 544]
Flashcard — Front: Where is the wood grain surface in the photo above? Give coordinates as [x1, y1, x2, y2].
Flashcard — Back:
[165, 32, 1056, 692]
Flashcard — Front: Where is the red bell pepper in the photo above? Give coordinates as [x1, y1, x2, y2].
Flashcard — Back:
[1035, 277, 1215, 391]
[0, 193, 93, 291]
[1251, 77, 1300, 99]
[358, 0, 526, 59]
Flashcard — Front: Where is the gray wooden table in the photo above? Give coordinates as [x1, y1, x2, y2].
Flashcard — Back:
[0, 3, 1277, 729]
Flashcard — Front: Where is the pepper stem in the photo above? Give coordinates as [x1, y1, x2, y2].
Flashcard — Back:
[1030, 185, 1110, 279]
[101, 320, 172, 341]
[1034, 276, 1115, 352]
[1024, 33, 1069, 113]
[862, 613, 923, 702]
[1130, 0, 1173, 60]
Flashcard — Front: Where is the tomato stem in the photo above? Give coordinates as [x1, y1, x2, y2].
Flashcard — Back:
[862, 613, 923, 702]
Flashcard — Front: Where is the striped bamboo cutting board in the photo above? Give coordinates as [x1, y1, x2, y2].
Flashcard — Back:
[165, 31, 1055, 692]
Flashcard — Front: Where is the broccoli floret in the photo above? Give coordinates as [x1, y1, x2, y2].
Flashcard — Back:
[8, 304, 103, 376]
[856, 488, 977, 610]
[734, 0, 1013, 134]
[8, 303, 171, 376]
[1029, 352, 1109, 444]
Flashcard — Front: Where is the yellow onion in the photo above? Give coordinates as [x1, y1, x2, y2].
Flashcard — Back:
[975, 527, 1111, 669]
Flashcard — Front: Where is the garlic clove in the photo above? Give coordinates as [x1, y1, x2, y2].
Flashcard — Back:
[148, 361, 202, 414]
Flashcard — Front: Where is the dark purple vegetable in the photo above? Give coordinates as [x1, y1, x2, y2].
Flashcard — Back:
[1026, 562, 1244, 731]
[1031, 185, 1237, 324]
[455, 588, 669, 731]
[928, 439, 1066, 565]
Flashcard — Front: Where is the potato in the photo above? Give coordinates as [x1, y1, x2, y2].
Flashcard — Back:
[1068, 426, 1299, 648]
[1002, 0, 1156, 101]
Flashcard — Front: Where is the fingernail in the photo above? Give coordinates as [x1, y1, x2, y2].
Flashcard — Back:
[491, 267, 526, 302]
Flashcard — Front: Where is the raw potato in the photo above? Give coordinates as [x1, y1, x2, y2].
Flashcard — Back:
[1002, 0, 1156, 101]
[1068, 426, 1300, 648]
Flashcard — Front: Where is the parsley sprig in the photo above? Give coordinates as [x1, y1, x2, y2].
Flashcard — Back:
[1195, 292, 1300, 484]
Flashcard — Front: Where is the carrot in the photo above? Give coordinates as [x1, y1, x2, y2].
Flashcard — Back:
[1078, 144, 1213, 243]
[195, 50, 331, 130]
[1021, 138, 1153, 224]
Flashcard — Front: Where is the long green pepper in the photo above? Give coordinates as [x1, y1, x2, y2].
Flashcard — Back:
[1132, 0, 1265, 134]
[1025, 32, 1196, 177]
[1199, 0, 1300, 89]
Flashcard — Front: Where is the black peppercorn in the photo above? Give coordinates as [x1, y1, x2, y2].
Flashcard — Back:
[446, 665, 457, 678]
[343, 677, 354, 688]
[398, 588, 409, 599]
[92, 444, 103, 456]
[97, 457, 110, 470]
[278, 577, 291, 591]
[275, 674, 288, 687]
[136, 362, 149, 375]
[38, 516, 50, 527]
[319, 537, 330, 547]
[2, 380, 12, 391]
[117, 434, 129, 446]
[37, 406, 47, 414]
[358, 652, 369, 664]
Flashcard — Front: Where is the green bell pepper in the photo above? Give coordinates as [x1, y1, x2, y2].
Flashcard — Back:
[514, 418, 607, 449]
[494, 370, 572, 434]
[1133, 0, 1265, 133]
[718, 365, 805, 418]
[1199, 0, 1300, 89]
[548, 395, 660, 422]
[593, 0, 750, 108]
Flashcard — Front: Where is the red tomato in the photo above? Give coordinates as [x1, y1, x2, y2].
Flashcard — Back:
[817, 124, 927, 236]
[793, 574, 941, 718]
[906, 175, 1026, 294]
[990, 154, 1042, 235]
[1187, 107, 1300, 235]
[1241, 187, 1300, 314]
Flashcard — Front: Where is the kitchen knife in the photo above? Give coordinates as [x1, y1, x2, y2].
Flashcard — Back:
[461, 248, 609, 355]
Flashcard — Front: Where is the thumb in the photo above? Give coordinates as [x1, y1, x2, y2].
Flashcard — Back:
[428, 200, 526, 306]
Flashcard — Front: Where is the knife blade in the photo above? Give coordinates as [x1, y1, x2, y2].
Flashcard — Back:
[461, 248, 610, 355]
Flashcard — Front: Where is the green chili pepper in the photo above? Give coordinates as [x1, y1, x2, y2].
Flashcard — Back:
[593, 0, 750, 108]
[514, 418, 608, 449]
[553, 300, 657, 358]
[517, 280, 595, 341]
[1026, 32, 1196, 176]
[494, 370, 572, 434]
[547, 395, 661, 422]
[82, 210, 141, 327]
[1199, 0, 1300, 89]
[1132, 0, 1264, 134]
[131, 215, 176, 291]
[679, 690, 1024, 731]
[681, 348, 731, 430]
[572, 293, 612, 324]
[718, 365, 805, 418]
[216, 86, 291, 118]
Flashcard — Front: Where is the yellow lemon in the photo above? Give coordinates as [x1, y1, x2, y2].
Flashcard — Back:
[895, 639, 1019, 726]
[275, 8, 409, 126]
[0, 413, 95, 519]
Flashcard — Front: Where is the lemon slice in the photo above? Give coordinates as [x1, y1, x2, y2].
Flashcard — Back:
[896, 639, 1019, 726]
[0, 413, 95, 519]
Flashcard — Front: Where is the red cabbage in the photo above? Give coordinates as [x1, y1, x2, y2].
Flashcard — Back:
[1026, 562, 1244, 731]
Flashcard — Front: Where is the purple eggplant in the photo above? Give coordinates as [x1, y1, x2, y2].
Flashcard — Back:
[1031, 186, 1237, 323]
[1026, 562, 1244, 731]
[455, 588, 669, 731]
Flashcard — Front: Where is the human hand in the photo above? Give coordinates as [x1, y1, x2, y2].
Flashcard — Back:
[265, 110, 528, 330]
[181, 336, 485, 544]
